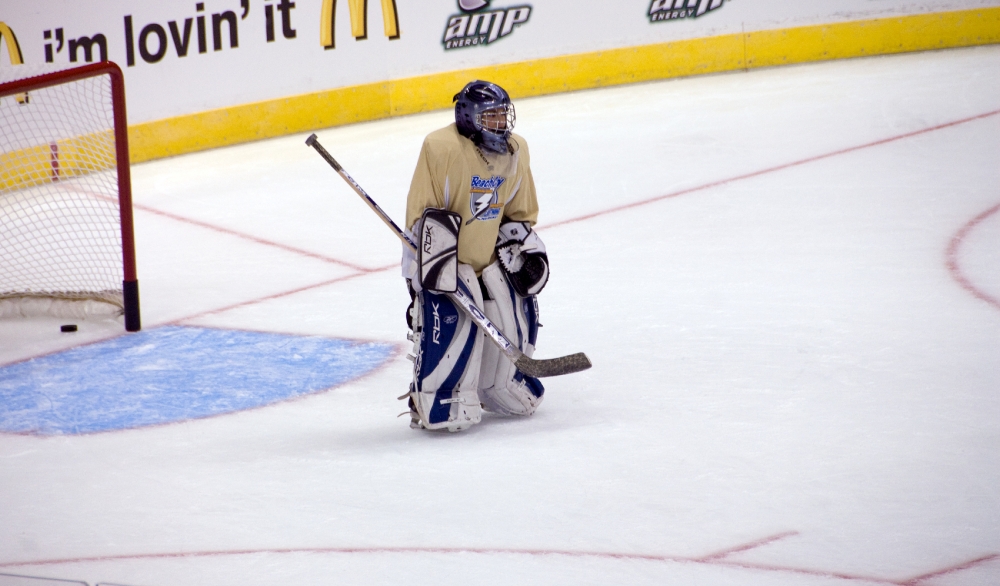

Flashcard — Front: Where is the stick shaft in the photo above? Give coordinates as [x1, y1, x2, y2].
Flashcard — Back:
[306, 134, 416, 250]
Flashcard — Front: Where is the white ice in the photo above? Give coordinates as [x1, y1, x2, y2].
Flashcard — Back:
[2, 45, 1000, 586]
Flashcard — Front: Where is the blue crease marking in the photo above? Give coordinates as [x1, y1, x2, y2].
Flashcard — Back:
[0, 326, 395, 435]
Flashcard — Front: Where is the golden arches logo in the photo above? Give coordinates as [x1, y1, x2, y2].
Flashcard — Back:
[320, 0, 399, 49]
[0, 22, 28, 104]
[0, 22, 24, 65]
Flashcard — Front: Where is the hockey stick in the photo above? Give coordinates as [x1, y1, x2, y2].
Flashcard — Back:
[306, 133, 591, 378]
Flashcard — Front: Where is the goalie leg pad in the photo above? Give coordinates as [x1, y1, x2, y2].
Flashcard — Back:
[408, 263, 484, 431]
[477, 261, 545, 416]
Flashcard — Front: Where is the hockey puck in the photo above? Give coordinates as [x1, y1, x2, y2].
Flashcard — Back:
[60, 324, 78, 332]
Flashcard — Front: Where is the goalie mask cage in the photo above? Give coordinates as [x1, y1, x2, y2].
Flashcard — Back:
[0, 62, 140, 331]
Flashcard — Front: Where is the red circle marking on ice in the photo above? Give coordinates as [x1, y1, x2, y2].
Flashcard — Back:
[946, 202, 1000, 312]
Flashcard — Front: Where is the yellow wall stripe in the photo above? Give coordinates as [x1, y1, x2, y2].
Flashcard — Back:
[125, 6, 1000, 163]
[1, 132, 115, 193]
[746, 7, 1000, 67]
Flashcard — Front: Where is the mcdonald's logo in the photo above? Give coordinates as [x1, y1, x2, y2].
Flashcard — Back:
[320, 0, 400, 49]
[0, 22, 28, 104]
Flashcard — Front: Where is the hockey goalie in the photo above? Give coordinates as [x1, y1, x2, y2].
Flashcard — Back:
[401, 80, 551, 432]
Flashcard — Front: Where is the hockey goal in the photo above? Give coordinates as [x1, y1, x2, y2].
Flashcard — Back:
[0, 62, 140, 331]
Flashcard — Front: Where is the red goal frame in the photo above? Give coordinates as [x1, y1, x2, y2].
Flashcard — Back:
[0, 61, 140, 331]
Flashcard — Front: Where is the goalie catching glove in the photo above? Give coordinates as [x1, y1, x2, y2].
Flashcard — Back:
[496, 220, 549, 296]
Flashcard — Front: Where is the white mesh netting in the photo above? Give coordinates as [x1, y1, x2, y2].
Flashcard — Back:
[1, 64, 125, 312]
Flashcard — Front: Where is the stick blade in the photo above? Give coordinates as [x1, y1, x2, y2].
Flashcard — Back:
[515, 352, 592, 378]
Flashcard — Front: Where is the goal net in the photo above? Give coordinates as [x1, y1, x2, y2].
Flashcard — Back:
[0, 62, 140, 331]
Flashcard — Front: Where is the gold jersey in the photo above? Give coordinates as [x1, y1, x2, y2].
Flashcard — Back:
[405, 124, 539, 274]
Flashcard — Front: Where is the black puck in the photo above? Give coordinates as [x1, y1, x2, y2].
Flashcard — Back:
[60, 324, 78, 332]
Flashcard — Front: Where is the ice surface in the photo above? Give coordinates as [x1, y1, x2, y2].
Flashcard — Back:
[1, 45, 999, 585]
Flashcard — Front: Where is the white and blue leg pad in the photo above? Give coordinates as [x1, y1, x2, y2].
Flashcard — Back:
[477, 261, 545, 416]
[409, 263, 483, 431]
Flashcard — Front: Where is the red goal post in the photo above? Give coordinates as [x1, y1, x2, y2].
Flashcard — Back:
[0, 62, 140, 331]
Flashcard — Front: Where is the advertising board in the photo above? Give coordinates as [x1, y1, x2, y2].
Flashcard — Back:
[2, 0, 998, 159]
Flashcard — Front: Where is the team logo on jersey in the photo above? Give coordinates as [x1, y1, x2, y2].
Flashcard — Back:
[469, 175, 504, 222]
[443, 1, 531, 50]
[648, 0, 730, 22]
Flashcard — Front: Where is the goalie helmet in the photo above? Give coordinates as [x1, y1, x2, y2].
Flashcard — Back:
[454, 80, 515, 154]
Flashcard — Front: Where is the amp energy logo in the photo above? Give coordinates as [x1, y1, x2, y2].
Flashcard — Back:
[649, 0, 730, 22]
[443, 0, 531, 50]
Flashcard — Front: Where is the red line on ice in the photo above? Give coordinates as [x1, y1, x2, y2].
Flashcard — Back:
[945, 201, 1000, 312]
[900, 553, 1000, 585]
[60, 186, 374, 273]
[132, 202, 375, 273]
[696, 530, 798, 561]
[537, 107, 1000, 231]
[167, 265, 396, 325]
[129, 107, 1000, 324]
[0, 539, 897, 585]
[9, 542, 994, 584]
[714, 559, 896, 584]
[16, 538, 995, 585]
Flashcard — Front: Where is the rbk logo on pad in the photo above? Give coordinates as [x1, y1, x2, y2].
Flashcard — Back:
[469, 175, 504, 222]
[443, 0, 531, 50]
[648, 0, 729, 22]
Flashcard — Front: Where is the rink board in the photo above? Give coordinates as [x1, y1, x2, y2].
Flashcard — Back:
[2, 2, 999, 163]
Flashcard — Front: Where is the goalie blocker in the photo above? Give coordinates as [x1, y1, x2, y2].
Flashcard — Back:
[418, 208, 461, 293]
